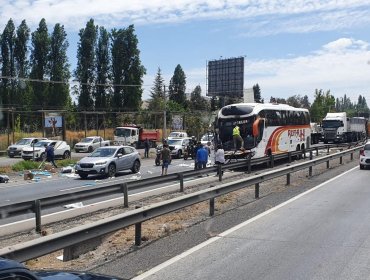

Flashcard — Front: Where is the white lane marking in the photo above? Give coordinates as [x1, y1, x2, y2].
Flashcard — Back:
[132, 165, 359, 280]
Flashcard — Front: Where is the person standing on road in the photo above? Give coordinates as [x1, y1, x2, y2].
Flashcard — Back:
[233, 124, 244, 150]
[193, 141, 201, 170]
[144, 138, 150, 158]
[44, 144, 57, 168]
[196, 144, 208, 169]
[160, 144, 171, 176]
[214, 144, 225, 175]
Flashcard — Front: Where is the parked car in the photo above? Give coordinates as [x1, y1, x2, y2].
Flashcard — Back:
[200, 133, 214, 146]
[0, 257, 123, 279]
[74, 136, 110, 153]
[359, 140, 370, 169]
[21, 140, 71, 161]
[167, 137, 191, 158]
[75, 145, 141, 179]
[7, 137, 47, 158]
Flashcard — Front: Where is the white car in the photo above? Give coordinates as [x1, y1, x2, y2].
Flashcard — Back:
[74, 136, 110, 153]
[7, 137, 48, 157]
[359, 141, 370, 169]
[167, 137, 191, 158]
[21, 140, 71, 161]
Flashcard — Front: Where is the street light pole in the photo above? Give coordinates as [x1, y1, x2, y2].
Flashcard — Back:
[163, 85, 167, 140]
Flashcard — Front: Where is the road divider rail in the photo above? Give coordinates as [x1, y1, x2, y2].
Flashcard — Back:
[0, 144, 362, 262]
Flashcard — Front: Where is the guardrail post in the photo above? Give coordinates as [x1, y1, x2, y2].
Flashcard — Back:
[288, 152, 292, 163]
[340, 156, 343, 164]
[309, 151, 313, 160]
[286, 173, 290, 185]
[316, 147, 319, 156]
[218, 165, 223, 182]
[255, 183, 260, 199]
[309, 166, 312, 177]
[270, 155, 274, 168]
[121, 183, 129, 208]
[303, 149, 306, 159]
[209, 185, 215, 216]
[34, 199, 42, 234]
[327, 146, 330, 155]
[178, 173, 184, 192]
[327, 160, 330, 169]
[351, 152, 353, 160]
[135, 206, 142, 246]
[247, 158, 251, 174]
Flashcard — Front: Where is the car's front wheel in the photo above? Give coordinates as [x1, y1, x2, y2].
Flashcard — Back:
[360, 164, 365, 170]
[107, 163, 116, 177]
[131, 160, 141, 173]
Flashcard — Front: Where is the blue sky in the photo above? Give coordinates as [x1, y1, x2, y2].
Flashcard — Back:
[2, 0, 370, 105]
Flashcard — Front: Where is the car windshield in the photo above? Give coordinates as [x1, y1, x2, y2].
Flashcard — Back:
[81, 137, 94, 143]
[16, 139, 32, 145]
[167, 139, 183, 146]
[34, 141, 50, 147]
[169, 132, 182, 137]
[90, 148, 116, 157]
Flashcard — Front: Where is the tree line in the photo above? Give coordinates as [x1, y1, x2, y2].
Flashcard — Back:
[0, 17, 368, 135]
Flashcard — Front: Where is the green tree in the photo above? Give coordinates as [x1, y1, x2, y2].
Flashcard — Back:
[189, 85, 209, 111]
[169, 64, 186, 107]
[48, 23, 70, 109]
[148, 67, 165, 111]
[30, 18, 50, 108]
[253, 83, 262, 103]
[286, 94, 311, 108]
[75, 19, 97, 110]
[95, 26, 110, 110]
[111, 25, 146, 111]
[309, 89, 335, 122]
[0, 19, 16, 107]
[14, 20, 31, 109]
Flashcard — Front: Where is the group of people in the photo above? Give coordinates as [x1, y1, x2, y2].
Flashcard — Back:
[159, 138, 225, 176]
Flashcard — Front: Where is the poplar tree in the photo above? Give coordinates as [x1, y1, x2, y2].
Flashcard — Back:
[95, 26, 110, 110]
[75, 19, 97, 110]
[14, 20, 31, 108]
[30, 18, 50, 108]
[48, 23, 70, 109]
[0, 19, 16, 107]
[111, 25, 146, 111]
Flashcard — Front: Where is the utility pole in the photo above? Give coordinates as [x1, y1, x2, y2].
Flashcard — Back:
[163, 85, 167, 140]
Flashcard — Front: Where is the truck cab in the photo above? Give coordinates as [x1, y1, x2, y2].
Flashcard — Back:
[114, 127, 139, 146]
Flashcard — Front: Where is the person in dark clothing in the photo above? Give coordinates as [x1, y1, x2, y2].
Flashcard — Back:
[193, 141, 201, 170]
[144, 138, 150, 158]
[44, 144, 57, 168]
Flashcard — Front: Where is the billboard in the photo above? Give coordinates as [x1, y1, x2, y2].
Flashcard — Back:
[44, 113, 63, 138]
[207, 57, 244, 97]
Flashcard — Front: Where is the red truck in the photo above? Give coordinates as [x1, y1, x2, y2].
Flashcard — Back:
[113, 125, 160, 148]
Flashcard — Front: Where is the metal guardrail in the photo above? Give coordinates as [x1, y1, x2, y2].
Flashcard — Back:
[0, 144, 363, 262]
[0, 143, 359, 229]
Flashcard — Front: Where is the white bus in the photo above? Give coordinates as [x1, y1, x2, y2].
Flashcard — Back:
[215, 103, 311, 158]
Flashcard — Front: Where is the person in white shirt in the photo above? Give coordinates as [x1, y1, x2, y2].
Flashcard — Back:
[214, 144, 225, 175]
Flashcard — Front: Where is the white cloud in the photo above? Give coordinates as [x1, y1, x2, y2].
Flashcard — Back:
[1, 0, 370, 32]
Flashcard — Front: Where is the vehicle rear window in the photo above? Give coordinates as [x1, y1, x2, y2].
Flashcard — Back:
[364, 144, 370, 150]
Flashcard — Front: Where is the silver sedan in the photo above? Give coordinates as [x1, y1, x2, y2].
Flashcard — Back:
[75, 146, 141, 179]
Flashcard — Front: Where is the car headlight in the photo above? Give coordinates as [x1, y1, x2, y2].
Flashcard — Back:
[95, 161, 107, 166]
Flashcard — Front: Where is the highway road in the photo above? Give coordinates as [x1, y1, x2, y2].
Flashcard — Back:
[130, 165, 370, 280]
